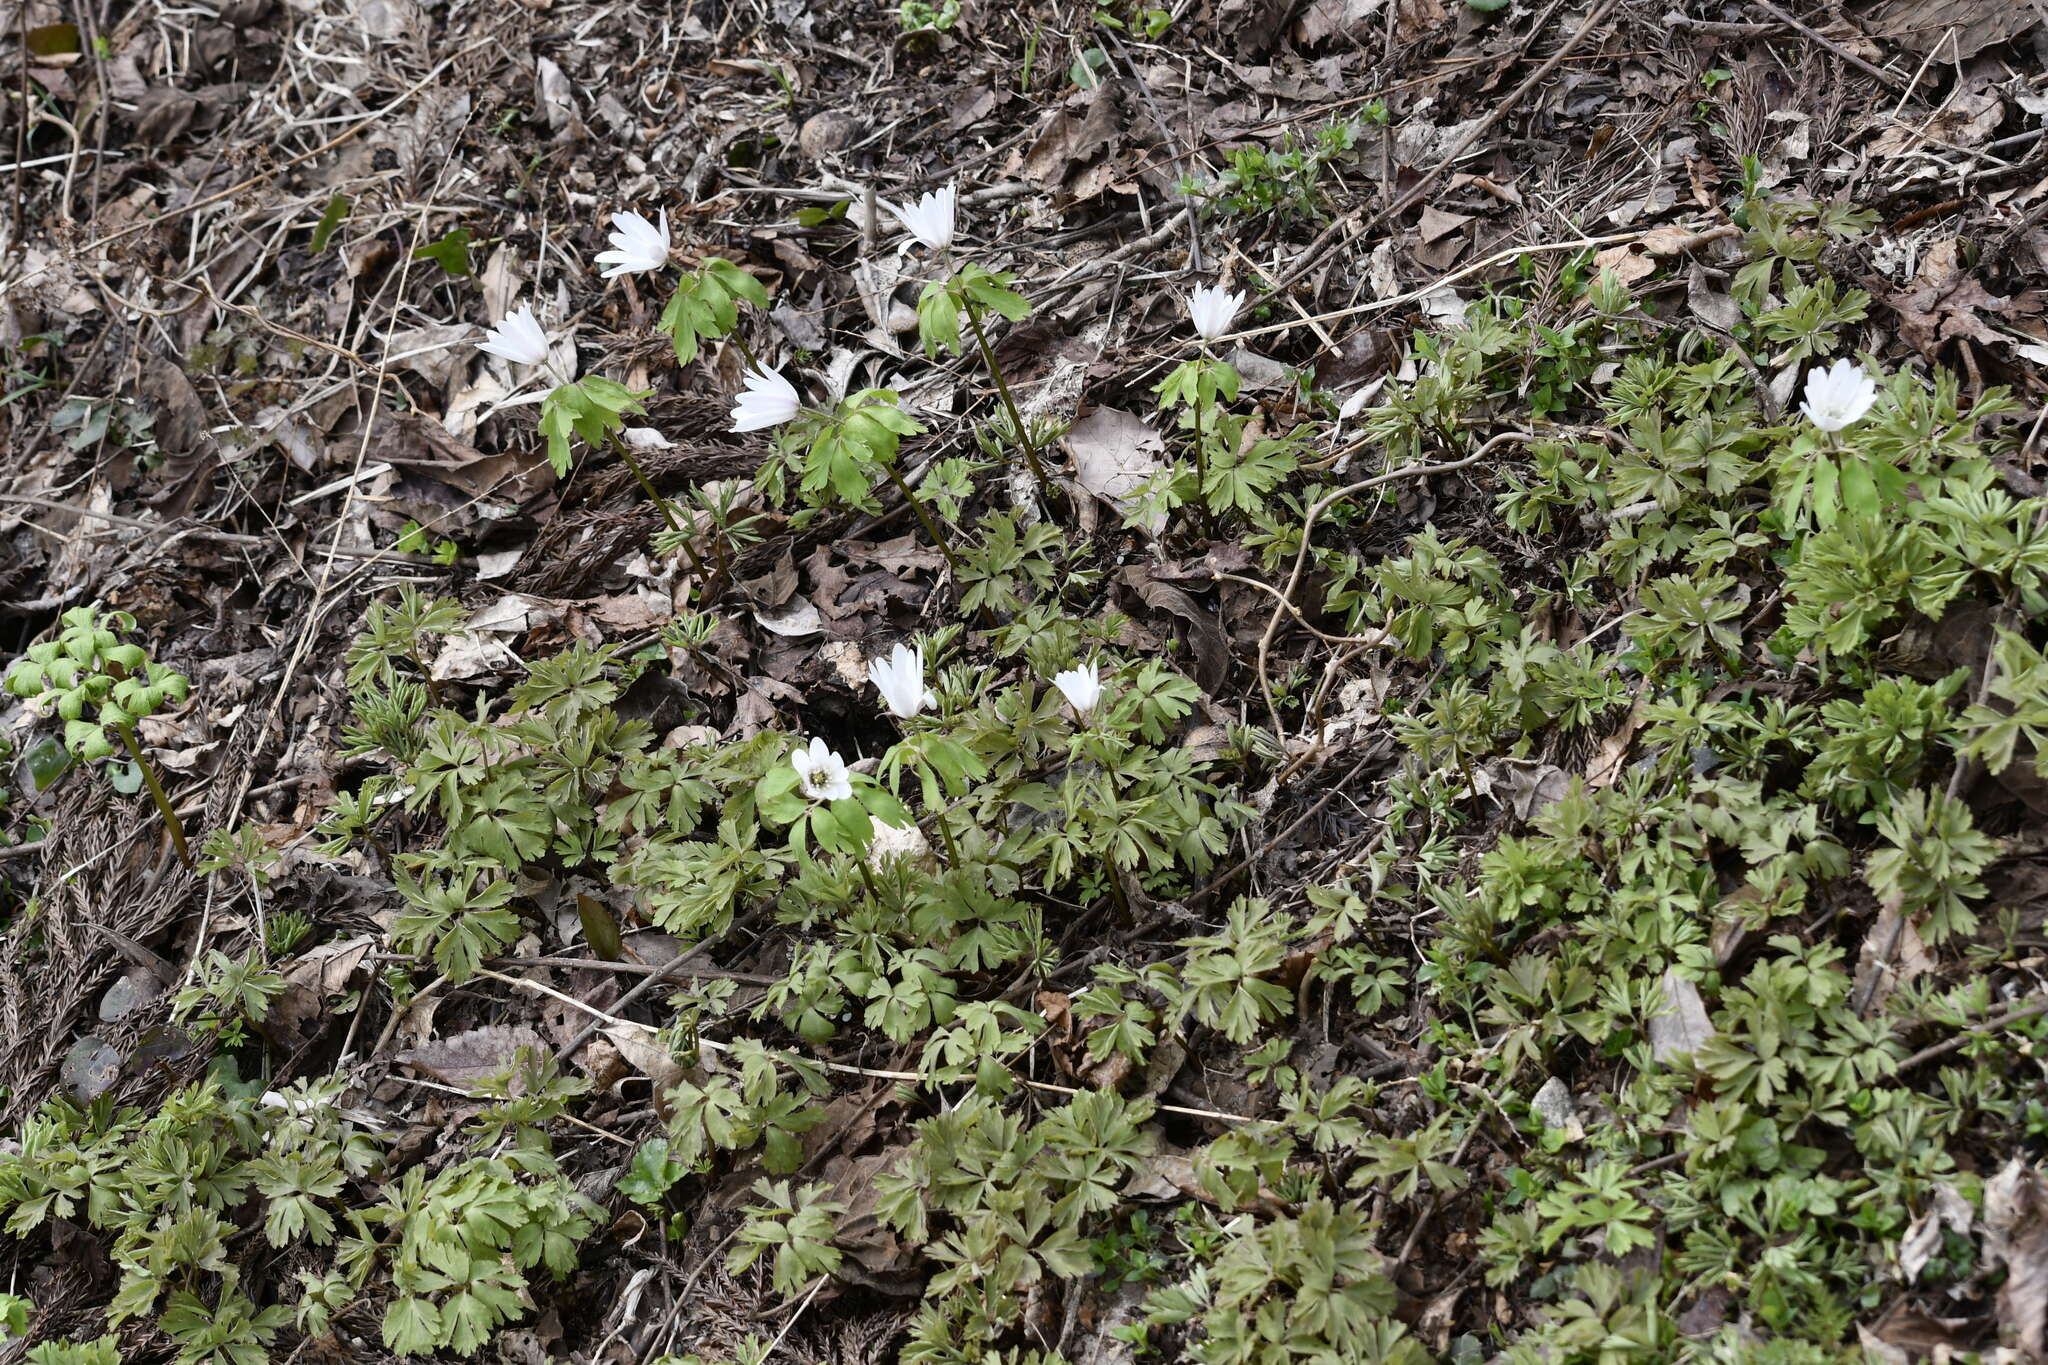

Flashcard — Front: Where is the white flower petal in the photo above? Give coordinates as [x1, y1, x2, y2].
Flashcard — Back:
[792, 735, 853, 802]
[1799, 359, 1879, 433]
[729, 366, 803, 433]
[1051, 662, 1103, 717]
[868, 642, 928, 719]
[595, 207, 672, 278]
[1188, 284, 1245, 341]
[888, 185, 957, 251]
[476, 305, 551, 367]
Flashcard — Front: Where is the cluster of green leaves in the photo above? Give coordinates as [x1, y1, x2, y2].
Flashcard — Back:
[346, 1149, 596, 1354]
[4, 606, 188, 761]
[50, 394, 157, 459]
[538, 375, 649, 476]
[896, 0, 961, 32]
[915, 264, 1029, 359]
[1213, 192, 2048, 1360]
[1177, 117, 1381, 224]
[19, 185, 2048, 1365]
[762, 388, 924, 510]
[0, 1061, 599, 1361]
[658, 258, 769, 366]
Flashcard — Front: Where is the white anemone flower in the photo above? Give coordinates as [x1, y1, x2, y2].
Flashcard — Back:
[1799, 359, 1879, 433]
[888, 185, 957, 251]
[595, 208, 672, 278]
[1051, 662, 1102, 718]
[868, 643, 935, 720]
[791, 736, 853, 802]
[476, 305, 551, 367]
[730, 366, 804, 433]
[1188, 283, 1246, 342]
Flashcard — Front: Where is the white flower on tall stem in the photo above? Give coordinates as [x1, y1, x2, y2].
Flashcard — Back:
[1799, 359, 1879, 433]
[1187, 283, 1245, 342]
[868, 643, 935, 720]
[1051, 662, 1102, 718]
[730, 366, 804, 433]
[791, 737, 853, 802]
[595, 208, 672, 279]
[476, 305, 551, 367]
[887, 185, 957, 252]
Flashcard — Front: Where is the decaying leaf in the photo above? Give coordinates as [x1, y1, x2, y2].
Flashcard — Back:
[1118, 565, 1228, 694]
[1647, 969, 1714, 1063]
[1066, 407, 1166, 534]
[1987, 1158, 2048, 1356]
[1898, 1182, 1974, 1283]
[397, 1024, 547, 1088]
[1889, 239, 2013, 357]
[1864, 0, 2039, 57]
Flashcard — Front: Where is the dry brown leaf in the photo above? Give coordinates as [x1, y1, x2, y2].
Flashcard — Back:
[534, 57, 582, 136]
[396, 1024, 546, 1088]
[1647, 969, 1715, 1062]
[1417, 205, 1474, 244]
[846, 534, 948, 576]
[1293, 0, 1385, 44]
[1015, 83, 1127, 194]
[1591, 242, 1658, 286]
[285, 934, 376, 999]
[138, 354, 214, 459]
[1494, 759, 1572, 821]
[1586, 696, 1645, 787]
[1898, 1183, 1974, 1283]
[737, 546, 799, 610]
[1066, 407, 1166, 535]
[598, 1022, 683, 1099]
[1889, 239, 2013, 357]
[1121, 1150, 1204, 1201]
[1851, 903, 1935, 1014]
[1869, 89, 2003, 158]
[1987, 1158, 2048, 1356]
[820, 1143, 925, 1292]
[1118, 565, 1228, 694]
[1687, 261, 1742, 334]
[1864, 0, 2039, 57]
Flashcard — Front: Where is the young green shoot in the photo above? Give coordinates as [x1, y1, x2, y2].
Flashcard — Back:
[5, 605, 193, 865]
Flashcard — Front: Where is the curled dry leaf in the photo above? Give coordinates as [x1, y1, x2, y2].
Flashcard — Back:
[1897, 1182, 1974, 1283]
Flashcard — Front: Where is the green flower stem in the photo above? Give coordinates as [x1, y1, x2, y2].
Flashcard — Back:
[116, 723, 192, 868]
[1193, 347, 1212, 534]
[881, 463, 965, 577]
[931, 806, 963, 869]
[913, 757, 965, 869]
[729, 329, 764, 374]
[607, 434, 684, 534]
[854, 855, 887, 905]
[964, 304, 1057, 505]
[607, 433, 711, 581]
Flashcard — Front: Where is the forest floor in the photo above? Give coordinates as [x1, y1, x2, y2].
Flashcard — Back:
[4, 0, 2048, 1361]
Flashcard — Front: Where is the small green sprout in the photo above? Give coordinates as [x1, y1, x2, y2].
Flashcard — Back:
[6, 605, 192, 864]
[897, 0, 960, 32]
